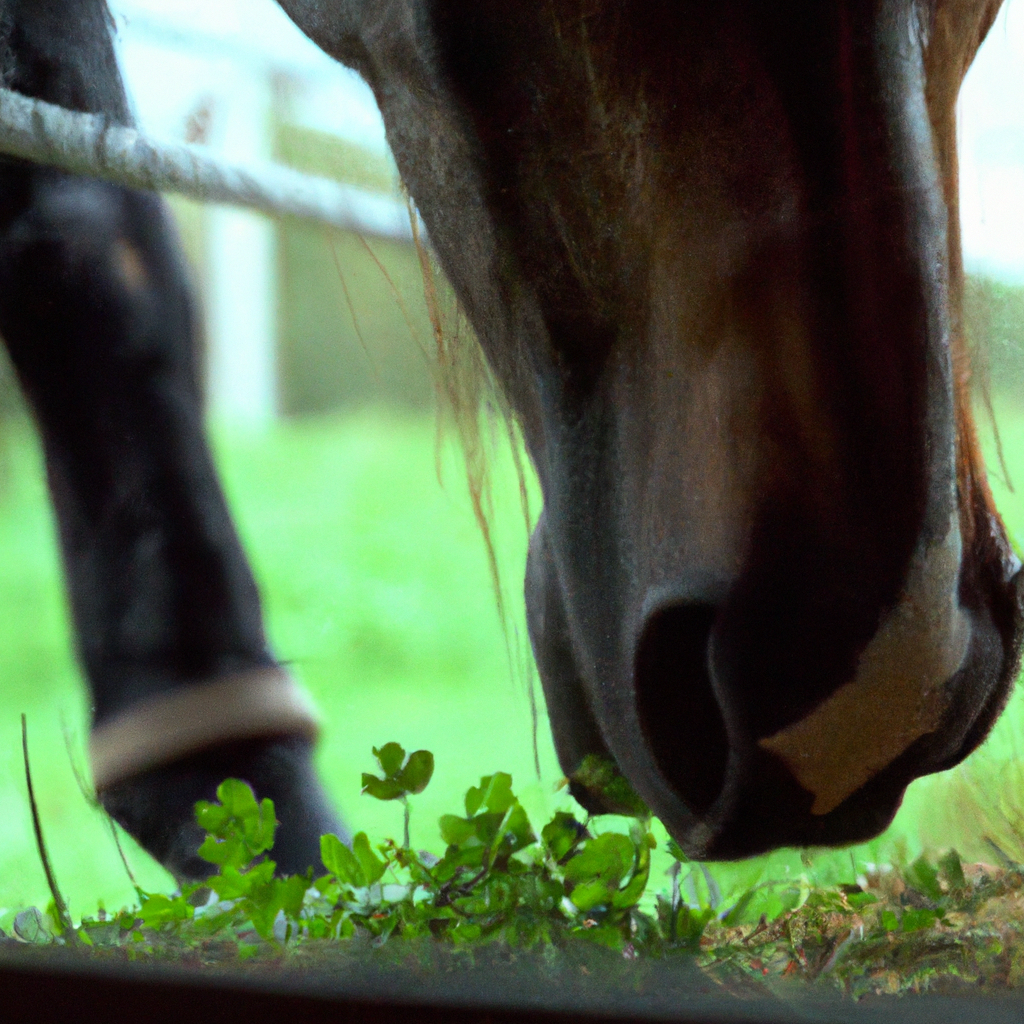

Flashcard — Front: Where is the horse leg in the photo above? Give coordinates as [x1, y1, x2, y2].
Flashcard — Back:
[0, 0, 345, 879]
[525, 516, 643, 816]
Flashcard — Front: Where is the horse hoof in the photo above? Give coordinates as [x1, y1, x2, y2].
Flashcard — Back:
[98, 736, 347, 881]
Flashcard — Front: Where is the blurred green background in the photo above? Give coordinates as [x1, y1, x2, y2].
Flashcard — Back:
[0, 120, 1023, 927]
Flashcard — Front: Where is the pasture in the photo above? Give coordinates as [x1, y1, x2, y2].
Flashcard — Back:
[2, 393, 1024, 932]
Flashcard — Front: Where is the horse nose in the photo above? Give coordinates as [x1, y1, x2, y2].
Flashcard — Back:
[634, 601, 730, 818]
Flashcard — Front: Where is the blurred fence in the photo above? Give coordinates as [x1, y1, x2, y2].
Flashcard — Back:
[113, 0, 437, 425]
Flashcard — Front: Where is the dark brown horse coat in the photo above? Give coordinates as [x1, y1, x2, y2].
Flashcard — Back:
[276, 0, 1024, 858]
[0, 0, 1020, 875]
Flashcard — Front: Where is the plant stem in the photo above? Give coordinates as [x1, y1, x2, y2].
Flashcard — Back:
[669, 861, 681, 943]
[109, 817, 141, 895]
[21, 713, 75, 942]
[402, 796, 410, 850]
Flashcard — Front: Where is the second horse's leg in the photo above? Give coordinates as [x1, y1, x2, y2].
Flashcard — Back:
[0, 0, 345, 879]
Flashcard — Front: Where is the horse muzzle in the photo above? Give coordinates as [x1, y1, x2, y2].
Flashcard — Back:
[529, 506, 1024, 860]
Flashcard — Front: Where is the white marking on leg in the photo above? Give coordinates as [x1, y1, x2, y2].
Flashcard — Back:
[89, 667, 321, 791]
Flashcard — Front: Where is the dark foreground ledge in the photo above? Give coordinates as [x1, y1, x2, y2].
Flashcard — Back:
[3, 941, 1024, 1024]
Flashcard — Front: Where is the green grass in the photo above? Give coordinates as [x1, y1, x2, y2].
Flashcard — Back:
[0, 409, 558, 926]
[2, 402, 1024, 936]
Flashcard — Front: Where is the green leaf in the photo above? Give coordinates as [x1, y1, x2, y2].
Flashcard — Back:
[210, 859, 275, 900]
[197, 833, 246, 868]
[939, 849, 966, 890]
[564, 833, 634, 887]
[901, 908, 939, 933]
[721, 880, 809, 926]
[439, 814, 478, 847]
[208, 865, 251, 900]
[666, 838, 689, 864]
[567, 879, 613, 912]
[361, 774, 406, 801]
[880, 909, 899, 932]
[137, 893, 193, 928]
[906, 855, 943, 903]
[321, 833, 366, 887]
[465, 773, 516, 818]
[465, 782, 486, 818]
[218, 777, 258, 820]
[675, 906, 715, 950]
[722, 885, 762, 927]
[542, 812, 585, 863]
[452, 921, 483, 944]
[776, 884, 809, 916]
[612, 859, 651, 909]
[564, 833, 636, 911]
[231, 869, 311, 943]
[602, 828, 652, 911]
[251, 800, 277, 851]
[374, 743, 406, 779]
[352, 832, 388, 885]
[482, 773, 516, 814]
[843, 887, 879, 911]
[194, 779, 277, 868]
[497, 801, 535, 855]
[579, 923, 627, 950]
[195, 801, 229, 835]
[247, 903, 280, 941]
[466, 810, 507, 849]
[434, 842, 486, 881]
[397, 750, 434, 794]
[275, 874, 311, 919]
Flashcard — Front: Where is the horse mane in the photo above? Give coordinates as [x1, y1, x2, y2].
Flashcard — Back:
[409, 210, 543, 771]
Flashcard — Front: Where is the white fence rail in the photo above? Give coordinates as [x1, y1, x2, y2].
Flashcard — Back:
[0, 87, 413, 242]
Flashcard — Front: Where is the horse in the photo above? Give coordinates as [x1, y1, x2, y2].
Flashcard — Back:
[2, 0, 1021, 877]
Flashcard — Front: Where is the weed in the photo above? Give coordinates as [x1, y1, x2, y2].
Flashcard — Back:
[8, 741, 1024, 1002]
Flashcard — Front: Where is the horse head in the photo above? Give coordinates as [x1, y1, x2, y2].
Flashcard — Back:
[279, 0, 1024, 857]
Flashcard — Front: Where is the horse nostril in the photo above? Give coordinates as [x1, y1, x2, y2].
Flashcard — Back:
[635, 603, 729, 818]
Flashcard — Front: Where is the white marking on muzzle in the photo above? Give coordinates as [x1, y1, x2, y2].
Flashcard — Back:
[758, 516, 971, 815]
[89, 667, 321, 791]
